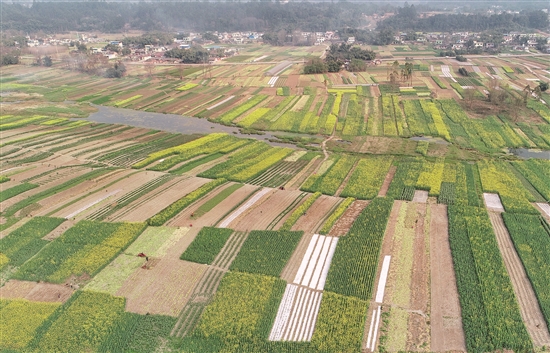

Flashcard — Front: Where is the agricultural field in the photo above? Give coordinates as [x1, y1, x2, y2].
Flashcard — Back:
[1, 44, 550, 353]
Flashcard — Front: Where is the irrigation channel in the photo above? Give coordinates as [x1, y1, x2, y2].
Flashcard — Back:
[85, 105, 314, 148]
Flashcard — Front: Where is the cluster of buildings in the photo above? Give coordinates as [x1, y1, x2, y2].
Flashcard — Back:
[394, 31, 550, 52]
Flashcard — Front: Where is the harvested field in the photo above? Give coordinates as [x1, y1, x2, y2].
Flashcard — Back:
[412, 190, 429, 203]
[489, 212, 550, 348]
[117, 258, 207, 317]
[50, 170, 159, 219]
[217, 188, 272, 228]
[378, 166, 397, 197]
[170, 184, 258, 227]
[112, 176, 210, 222]
[291, 195, 341, 234]
[229, 189, 303, 231]
[483, 192, 504, 212]
[0, 279, 73, 303]
[328, 200, 369, 236]
[429, 204, 466, 352]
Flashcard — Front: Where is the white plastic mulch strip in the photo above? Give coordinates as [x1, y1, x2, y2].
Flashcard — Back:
[218, 188, 271, 228]
[375, 255, 391, 303]
[65, 189, 121, 219]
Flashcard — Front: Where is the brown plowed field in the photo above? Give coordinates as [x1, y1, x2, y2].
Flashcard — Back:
[280, 232, 311, 283]
[406, 203, 430, 351]
[378, 166, 397, 197]
[117, 258, 207, 317]
[291, 195, 341, 233]
[0, 279, 73, 303]
[488, 212, 550, 347]
[33, 169, 134, 217]
[167, 183, 256, 228]
[230, 189, 303, 231]
[328, 200, 369, 236]
[430, 204, 466, 352]
[50, 170, 160, 219]
[113, 176, 210, 222]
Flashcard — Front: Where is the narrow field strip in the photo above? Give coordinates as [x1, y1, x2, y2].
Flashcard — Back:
[64, 189, 121, 219]
[218, 187, 271, 228]
[293, 234, 338, 291]
[269, 284, 323, 342]
[374, 255, 391, 303]
[206, 96, 234, 111]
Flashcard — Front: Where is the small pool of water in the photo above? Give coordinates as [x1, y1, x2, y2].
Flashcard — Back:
[86, 105, 303, 148]
[409, 136, 449, 145]
[509, 148, 550, 160]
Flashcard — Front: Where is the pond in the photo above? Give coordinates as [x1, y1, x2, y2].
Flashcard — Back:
[409, 136, 449, 145]
[86, 105, 303, 148]
[509, 148, 550, 160]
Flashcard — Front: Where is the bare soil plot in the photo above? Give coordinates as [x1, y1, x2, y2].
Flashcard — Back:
[0, 279, 73, 303]
[168, 183, 256, 228]
[285, 156, 322, 190]
[483, 192, 504, 212]
[117, 258, 207, 317]
[489, 212, 550, 348]
[230, 189, 303, 231]
[328, 200, 369, 236]
[113, 176, 210, 222]
[50, 170, 160, 220]
[406, 203, 431, 352]
[378, 166, 397, 197]
[429, 204, 466, 352]
[413, 190, 429, 203]
[291, 195, 341, 234]
[32, 169, 133, 217]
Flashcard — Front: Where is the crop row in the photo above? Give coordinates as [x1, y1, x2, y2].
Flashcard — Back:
[114, 95, 143, 107]
[150, 136, 248, 172]
[0, 216, 65, 270]
[386, 158, 424, 201]
[341, 156, 393, 199]
[180, 227, 234, 265]
[218, 95, 268, 124]
[502, 213, 550, 329]
[511, 159, 550, 201]
[230, 230, 304, 277]
[477, 160, 538, 214]
[416, 158, 445, 196]
[0, 299, 60, 350]
[13, 221, 146, 283]
[148, 178, 226, 226]
[176, 83, 199, 91]
[132, 133, 227, 169]
[448, 206, 532, 353]
[3, 168, 114, 217]
[325, 197, 393, 300]
[0, 183, 38, 203]
[319, 197, 354, 234]
[301, 155, 356, 196]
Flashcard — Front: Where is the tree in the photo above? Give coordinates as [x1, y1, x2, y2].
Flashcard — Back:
[43, 56, 53, 67]
[539, 81, 549, 92]
[348, 58, 366, 72]
[376, 27, 394, 45]
[303, 58, 327, 74]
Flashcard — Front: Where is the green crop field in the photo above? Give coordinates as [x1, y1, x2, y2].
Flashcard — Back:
[1, 42, 549, 353]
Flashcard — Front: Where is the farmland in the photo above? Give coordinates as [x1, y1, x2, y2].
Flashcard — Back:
[1, 43, 550, 353]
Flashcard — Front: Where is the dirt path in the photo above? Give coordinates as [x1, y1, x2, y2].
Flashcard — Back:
[489, 212, 550, 347]
[378, 166, 397, 197]
[429, 204, 466, 352]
